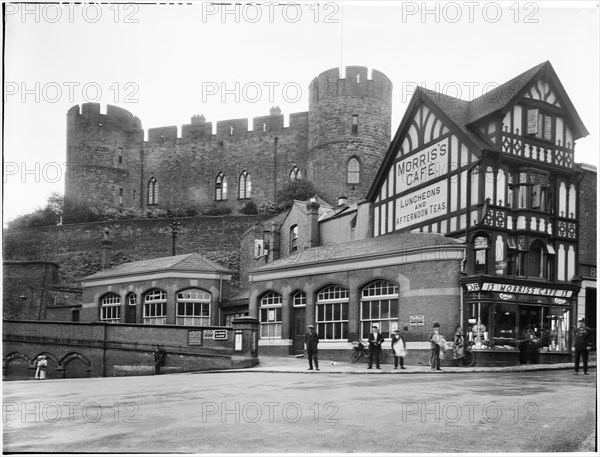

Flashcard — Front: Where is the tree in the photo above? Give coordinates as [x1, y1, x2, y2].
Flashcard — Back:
[276, 179, 318, 208]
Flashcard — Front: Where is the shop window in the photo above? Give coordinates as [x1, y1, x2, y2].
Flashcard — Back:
[215, 173, 228, 201]
[544, 307, 569, 351]
[238, 171, 251, 199]
[292, 291, 306, 307]
[473, 235, 489, 274]
[289, 166, 302, 181]
[360, 280, 399, 340]
[316, 285, 349, 340]
[100, 293, 121, 323]
[466, 302, 491, 349]
[259, 292, 282, 339]
[494, 303, 518, 349]
[290, 225, 298, 253]
[143, 289, 167, 325]
[176, 288, 211, 326]
[347, 157, 360, 184]
[148, 178, 158, 205]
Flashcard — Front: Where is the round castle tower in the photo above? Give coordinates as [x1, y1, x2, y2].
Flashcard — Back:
[307, 66, 393, 203]
[65, 104, 143, 216]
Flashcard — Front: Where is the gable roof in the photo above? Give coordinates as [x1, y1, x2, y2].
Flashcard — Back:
[83, 252, 232, 281]
[367, 61, 589, 202]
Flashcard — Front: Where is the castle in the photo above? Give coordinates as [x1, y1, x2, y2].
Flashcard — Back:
[65, 66, 393, 212]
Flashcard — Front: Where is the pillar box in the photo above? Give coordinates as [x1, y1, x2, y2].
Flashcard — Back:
[231, 316, 260, 368]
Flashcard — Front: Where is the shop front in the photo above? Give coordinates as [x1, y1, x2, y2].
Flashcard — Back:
[461, 279, 578, 366]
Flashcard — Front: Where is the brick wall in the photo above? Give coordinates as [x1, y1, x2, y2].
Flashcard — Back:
[3, 262, 59, 320]
[578, 165, 597, 269]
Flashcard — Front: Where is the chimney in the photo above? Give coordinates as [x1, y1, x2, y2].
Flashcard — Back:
[306, 200, 320, 248]
[101, 227, 113, 270]
[337, 195, 348, 207]
[267, 221, 280, 263]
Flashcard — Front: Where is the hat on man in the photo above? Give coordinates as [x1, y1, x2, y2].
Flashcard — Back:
[393, 329, 400, 333]
[372, 325, 378, 329]
[433, 322, 440, 328]
[578, 318, 585, 323]
[308, 324, 315, 328]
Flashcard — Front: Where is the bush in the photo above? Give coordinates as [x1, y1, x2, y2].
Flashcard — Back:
[239, 201, 258, 215]
[201, 202, 232, 216]
[276, 179, 318, 208]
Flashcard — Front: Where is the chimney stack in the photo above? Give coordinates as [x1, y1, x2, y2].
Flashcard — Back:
[306, 200, 320, 248]
[337, 195, 348, 207]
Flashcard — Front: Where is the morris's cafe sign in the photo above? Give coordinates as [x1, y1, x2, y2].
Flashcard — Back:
[466, 282, 573, 298]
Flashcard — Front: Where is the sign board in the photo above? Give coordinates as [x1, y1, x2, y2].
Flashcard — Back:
[396, 138, 448, 193]
[395, 181, 447, 230]
[213, 330, 228, 340]
[481, 283, 573, 298]
[410, 315, 425, 326]
[188, 330, 203, 346]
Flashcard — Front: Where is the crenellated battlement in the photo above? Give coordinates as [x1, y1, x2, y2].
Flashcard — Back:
[145, 110, 308, 144]
[67, 103, 142, 132]
[309, 66, 393, 106]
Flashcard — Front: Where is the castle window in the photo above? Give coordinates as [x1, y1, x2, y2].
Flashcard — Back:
[356, 73, 360, 84]
[263, 122, 267, 133]
[347, 157, 360, 184]
[289, 166, 302, 181]
[351, 115, 359, 133]
[238, 170, 251, 199]
[118, 147, 123, 164]
[215, 173, 228, 200]
[119, 188, 124, 206]
[100, 293, 121, 323]
[143, 289, 167, 325]
[230, 126, 234, 135]
[176, 288, 211, 326]
[290, 225, 298, 252]
[148, 178, 158, 205]
[259, 292, 282, 339]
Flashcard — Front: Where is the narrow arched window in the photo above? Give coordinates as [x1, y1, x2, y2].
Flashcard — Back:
[148, 178, 158, 205]
[289, 166, 302, 181]
[347, 157, 360, 184]
[238, 171, 251, 199]
[290, 225, 298, 252]
[215, 173, 227, 201]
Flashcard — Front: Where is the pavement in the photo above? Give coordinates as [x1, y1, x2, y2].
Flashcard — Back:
[207, 354, 597, 374]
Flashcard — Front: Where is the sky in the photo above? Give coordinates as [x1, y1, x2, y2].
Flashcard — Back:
[3, 1, 599, 225]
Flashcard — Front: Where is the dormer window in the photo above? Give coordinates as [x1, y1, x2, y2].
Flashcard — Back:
[527, 109, 553, 141]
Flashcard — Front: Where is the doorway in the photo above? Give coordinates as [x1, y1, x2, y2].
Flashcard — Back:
[291, 307, 306, 354]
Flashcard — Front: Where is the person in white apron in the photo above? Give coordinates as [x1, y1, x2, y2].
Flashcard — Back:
[391, 329, 407, 369]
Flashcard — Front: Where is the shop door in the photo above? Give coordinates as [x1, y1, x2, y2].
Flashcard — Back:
[292, 307, 306, 354]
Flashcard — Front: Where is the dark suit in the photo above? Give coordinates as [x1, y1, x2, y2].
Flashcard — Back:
[368, 331, 384, 368]
[305, 330, 319, 369]
[573, 325, 593, 374]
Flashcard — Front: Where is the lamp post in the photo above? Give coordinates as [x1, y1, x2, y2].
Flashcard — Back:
[171, 220, 181, 256]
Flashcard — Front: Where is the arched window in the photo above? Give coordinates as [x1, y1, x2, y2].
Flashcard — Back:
[347, 157, 360, 184]
[100, 293, 121, 323]
[238, 171, 251, 199]
[259, 292, 282, 338]
[176, 288, 211, 326]
[291, 291, 306, 307]
[360, 280, 399, 339]
[148, 178, 158, 205]
[316, 285, 348, 340]
[143, 289, 167, 325]
[289, 166, 302, 181]
[290, 225, 298, 252]
[473, 235, 489, 274]
[215, 173, 228, 201]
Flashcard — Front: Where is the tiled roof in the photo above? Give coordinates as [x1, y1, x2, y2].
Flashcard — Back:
[83, 252, 232, 280]
[250, 231, 463, 273]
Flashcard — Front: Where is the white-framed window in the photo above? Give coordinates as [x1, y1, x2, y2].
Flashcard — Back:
[474, 234, 490, 274]
[148, 177, 158, 205]
[127, 293, 137, 306]
[259, 292, 282, 338]
[216, 172, 228, 200]
[347, 157, 360, 184]
[100, 293, 121, 323]
[143, 289, 167, 325]
[289, 166, 302, 181]
[238, 170, 251, 199]
[316, 285, 348, 340]
[176, 288, 211, 326]
[360, 280, 399, 339]
[292, 291, 306, 307]
[290, 225, 298, 252]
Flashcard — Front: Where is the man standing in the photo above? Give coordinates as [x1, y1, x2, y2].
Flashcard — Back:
[154, 345, 165, 375]
[572, 318, 593, 375]
[429, 322, 446, 372]
[368, 325, 384, 369]
[305, 325, 320, 371]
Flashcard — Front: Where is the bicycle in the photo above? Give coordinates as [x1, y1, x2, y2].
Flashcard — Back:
[452, 346, 475, 367]
[350, 341, 385, 364]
